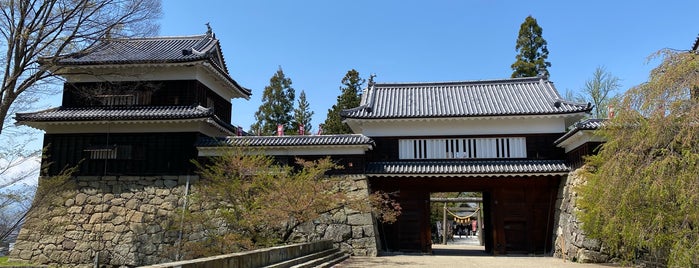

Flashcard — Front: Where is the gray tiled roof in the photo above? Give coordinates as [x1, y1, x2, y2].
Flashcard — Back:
[554, 118, 606, 145]
[56, 34, 221, 66]
[198, 134, 374, 147]
[341, 77, 591, 119]
[15, 105, 216, 122]
[693, 34, 699, 51]
[366, 160, 569, 176]
[49, 32, 251, 97]
[573, 118, 605, 130]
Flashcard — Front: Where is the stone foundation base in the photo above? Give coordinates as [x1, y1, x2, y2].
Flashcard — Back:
[553, 168, 609, 263]
[10, 175, 378, 267]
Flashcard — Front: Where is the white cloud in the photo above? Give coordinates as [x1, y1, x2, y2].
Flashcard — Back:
[0, 156, 41, 189]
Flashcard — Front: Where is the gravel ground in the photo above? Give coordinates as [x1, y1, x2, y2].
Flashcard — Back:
[334, 236, 621, 268]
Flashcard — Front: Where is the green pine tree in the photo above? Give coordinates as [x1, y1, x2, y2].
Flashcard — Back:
[511, 15, 551, 78]
[323, 69, 364, 134]
[251, 67, 295, 135]
[292, 90, 313, 135]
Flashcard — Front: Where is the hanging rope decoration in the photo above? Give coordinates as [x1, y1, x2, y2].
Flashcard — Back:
[447, 208, 480, 223]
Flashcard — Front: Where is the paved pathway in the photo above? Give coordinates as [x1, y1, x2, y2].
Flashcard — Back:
[334, 236, 620, 268]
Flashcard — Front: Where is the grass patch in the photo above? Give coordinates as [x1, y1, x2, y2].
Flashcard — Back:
[0, 256, 35, 266]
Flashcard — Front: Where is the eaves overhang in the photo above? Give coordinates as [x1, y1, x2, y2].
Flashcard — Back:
[344, 111, 589, 123]
[49, 60, 251, 99]
[196, 134, 375, 157]
[17, 118, 235, 136]
[366, 172, 570, 178]
[554, 118, 606, 152]
[366, 160, 570, 178]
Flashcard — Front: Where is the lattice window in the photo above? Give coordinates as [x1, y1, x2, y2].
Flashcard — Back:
[85, 145, 133, 160]
[399, 137, 526, 160]
[96, 94, 136, 106]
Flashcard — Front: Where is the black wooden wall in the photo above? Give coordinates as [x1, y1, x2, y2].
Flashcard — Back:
[62, 80, 232, 123]
[43, 133, 200, 176]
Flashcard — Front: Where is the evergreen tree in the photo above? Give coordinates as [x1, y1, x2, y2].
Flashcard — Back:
[323, 69, 365, 134]
[251, 67, 295, 135]
[511, 15, 551, 78]
[292, 90, 313, 135]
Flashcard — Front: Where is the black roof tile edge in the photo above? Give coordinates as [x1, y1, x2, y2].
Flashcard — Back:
[340, 77, 592, 119]
[14, 105, 215, 122]
[553, 118, 606, 145]
[196, 134, 374, 148]
[366, 159, 570, 174]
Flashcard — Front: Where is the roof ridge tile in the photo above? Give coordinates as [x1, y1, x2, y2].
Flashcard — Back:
[376, 76, 543, 87]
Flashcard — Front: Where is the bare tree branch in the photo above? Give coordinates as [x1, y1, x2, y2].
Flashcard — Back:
[0, 0, 162, 134]
[0, 0, 161, 251]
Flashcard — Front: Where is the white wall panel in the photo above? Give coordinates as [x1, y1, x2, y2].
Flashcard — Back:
[352, 116, 568, 137]
[399, 137, 528, 160]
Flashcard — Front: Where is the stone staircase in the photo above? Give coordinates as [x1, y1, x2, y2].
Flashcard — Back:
[263, 247, 349, 268]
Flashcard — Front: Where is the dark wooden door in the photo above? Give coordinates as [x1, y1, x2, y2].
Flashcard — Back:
[396, 190, 431, 252]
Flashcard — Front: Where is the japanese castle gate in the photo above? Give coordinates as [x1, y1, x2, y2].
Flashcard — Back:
[14, 29, 594, 266]
[339, 78, 590, 254]
[201, 77, 592, 254]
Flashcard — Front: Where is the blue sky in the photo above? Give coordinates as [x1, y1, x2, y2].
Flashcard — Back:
[5, 1, 697, 186]
[159, 1, 697, 131]
[24, 1, 699, 133]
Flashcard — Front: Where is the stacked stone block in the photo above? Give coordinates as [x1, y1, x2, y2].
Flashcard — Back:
[9, 175, 379, 267]
[10, 176, 191, 267]
[290, 176, 380, 257]
[553, 168, 610, 263]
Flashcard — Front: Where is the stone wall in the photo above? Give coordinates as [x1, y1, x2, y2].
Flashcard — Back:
[290, 175, 380, 257]
[9, 175, 378, 267]
[553, 167, 609, 263]
[10, 175, 192, 267]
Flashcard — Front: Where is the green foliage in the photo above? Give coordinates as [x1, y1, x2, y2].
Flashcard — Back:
[0, 256, 34, 266]
[428, 192, 481, 225]
[174, 149, 401, 259]
[511, 15, 551, 78]
[429, 192, 454, 226]
[292, 90, 313, 135]
[577, 50, 699, 266]
[579, 66, 621, 119]
[251, 67, 295, 135]
[323, 69, 364, 134]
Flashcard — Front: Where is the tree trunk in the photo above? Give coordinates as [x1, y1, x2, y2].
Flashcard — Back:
[0, 89, 17, 134]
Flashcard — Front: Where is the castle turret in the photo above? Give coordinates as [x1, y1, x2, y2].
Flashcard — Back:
[16, 31, 250, 176]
